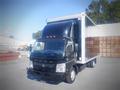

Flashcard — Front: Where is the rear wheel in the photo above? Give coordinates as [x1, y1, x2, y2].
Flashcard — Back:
[65, 67, 76, 84]
[87, 59, 96, 68]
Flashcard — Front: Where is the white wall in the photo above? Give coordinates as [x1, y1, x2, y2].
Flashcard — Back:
[0, 35, 17, 52]
[86, 23, 120, 37]
[0, 35, 26, 53]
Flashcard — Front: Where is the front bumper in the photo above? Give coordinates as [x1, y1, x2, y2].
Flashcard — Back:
[27, 68, 65, 81]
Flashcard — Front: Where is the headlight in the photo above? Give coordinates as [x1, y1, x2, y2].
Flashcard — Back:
[56, 63, 66, 73]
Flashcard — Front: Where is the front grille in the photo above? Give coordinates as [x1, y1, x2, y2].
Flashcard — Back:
[33, 59, 56, 72]
[33, 59, 56, 64]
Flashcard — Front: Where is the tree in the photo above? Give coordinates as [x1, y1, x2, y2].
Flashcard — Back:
[108, 0, 120, 23]
[86, 0, 109, 24]
[86, 0, 120, 24]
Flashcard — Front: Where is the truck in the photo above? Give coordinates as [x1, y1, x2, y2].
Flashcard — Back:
[27, 12, 99, 84]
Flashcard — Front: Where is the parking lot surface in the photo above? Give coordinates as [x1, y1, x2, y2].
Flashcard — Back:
[0, 57, 120, 90]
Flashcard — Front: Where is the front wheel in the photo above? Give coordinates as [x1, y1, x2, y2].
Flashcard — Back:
[65, 67, 76, 84]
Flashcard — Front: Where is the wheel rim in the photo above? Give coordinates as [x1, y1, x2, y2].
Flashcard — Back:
[70, 70, 76, 81]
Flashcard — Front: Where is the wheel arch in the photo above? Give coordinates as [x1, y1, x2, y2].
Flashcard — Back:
[73, 64, 79, 74]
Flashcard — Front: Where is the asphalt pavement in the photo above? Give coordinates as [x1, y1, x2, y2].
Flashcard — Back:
[0, 56, 120, 90]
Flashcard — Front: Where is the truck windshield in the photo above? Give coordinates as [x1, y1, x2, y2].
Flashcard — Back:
[32, 40, 65, 52]
[45, 40, 64, 51]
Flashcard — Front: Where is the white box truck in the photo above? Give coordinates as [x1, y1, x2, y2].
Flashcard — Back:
[28, 12, 99, 83]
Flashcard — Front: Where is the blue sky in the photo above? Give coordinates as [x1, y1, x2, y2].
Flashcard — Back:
[0, 0, 92, 42]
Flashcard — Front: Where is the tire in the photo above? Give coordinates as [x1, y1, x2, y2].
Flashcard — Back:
[91, 60, 96, 68]
[65, 67, 76, 84]
[87, 59, 96, 68]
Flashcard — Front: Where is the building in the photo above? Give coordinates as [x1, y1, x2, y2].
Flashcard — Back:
[0, 34, 27, 53]
[86, 23, 120, 57]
